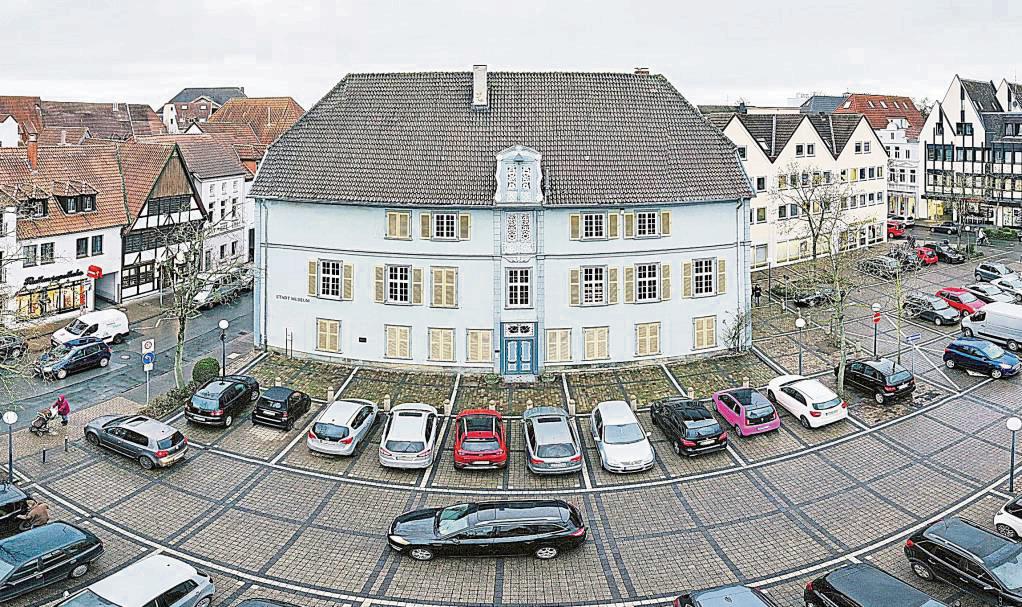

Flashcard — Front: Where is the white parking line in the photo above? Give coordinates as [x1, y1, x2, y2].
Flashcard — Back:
[990, 488, 1014, 500]
[574, 418, 593, 490]
[845, 415, 869, 431]
[268, 367, 360, 465]
[418, 416, 450, 489]
[725, 445, 748, 468]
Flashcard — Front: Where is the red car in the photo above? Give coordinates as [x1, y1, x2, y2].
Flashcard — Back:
[887, 221, 906, 238]
[916, 247, 938, 265]
[453, 409, 507, 469]
[936, 287, 986, 316]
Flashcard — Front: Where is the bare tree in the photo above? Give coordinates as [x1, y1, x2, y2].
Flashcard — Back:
[720, 307, 751, 354]
[771, 162, 857, 265]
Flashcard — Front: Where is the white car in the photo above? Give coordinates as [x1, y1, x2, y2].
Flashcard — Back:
[590, 400, 655, 473]
[993, 276, 1022, 303]
[379, 403, 441, 469]
[766, 375, 847, 429]
[56, 554, 214, 607]
[307, 399, 378, 456]
[889, 214, 915, 227]
[995, 495, 1022, 539]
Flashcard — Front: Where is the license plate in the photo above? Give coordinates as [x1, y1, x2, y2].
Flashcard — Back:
[700, 439, 714, 446]
[550, 462, 567, 468]
[898, 384, 908, 390]
[261, 411, 278, 417]
[472, 461, 490, 466]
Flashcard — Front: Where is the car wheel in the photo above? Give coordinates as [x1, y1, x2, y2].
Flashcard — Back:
[799, 416, 811, 429]
[963, 328, 974, 337]
[993, 368, 1004, 379]
[874, 393, 885, 405]
[251, 390, 260, 402]
[998, 524, 1019, 539]
[409, 547, 434, 561]
[194, 598, 212, 607]
[9, 348, 21, 359]
[535, 546, 559, 560]
[224, 414, 234, 427]
[911, 561, 935, 581]
[945, 358, 956, 369]
[933, 317, 942, 326]
[734, 423, 743, 438]
[1010, 341, 1021, 353]
[56, 368, 67, 380]
[69, 563, 89, 579]
[672, 441, 682, 456]
[138, 456, 155, 470]
[86, 432, 99, 446]
[112, 333, 124, 345]
[99, 357, 109, 368]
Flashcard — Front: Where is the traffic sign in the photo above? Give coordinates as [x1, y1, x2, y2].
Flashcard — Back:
[141, 339, 155, 373]
[872, 311, 882, 324]
[141, 352, 155, 365]
[141, 339, 155, 356]
[904, 333, 922, 344]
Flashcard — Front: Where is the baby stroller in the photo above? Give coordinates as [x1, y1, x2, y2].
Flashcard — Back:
[29, 407, 58, 436]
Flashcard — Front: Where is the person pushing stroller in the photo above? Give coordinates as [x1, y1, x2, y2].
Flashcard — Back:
[29, 395, 71, 436]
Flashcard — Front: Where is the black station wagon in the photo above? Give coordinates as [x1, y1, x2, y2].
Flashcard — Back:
[186, 374, 260, 427]
[651, 398, 728, 457]
[388, 499, 586, 561]
[252, 386, 312, 430]
[0, 484, 29, 534]
[835, 358, 915, 404]
[0, 522, 104, 601]
[805, 562, 950, 607]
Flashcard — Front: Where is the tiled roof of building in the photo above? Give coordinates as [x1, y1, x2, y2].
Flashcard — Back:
[799, 95, 847, 114]
[206, 97, 305, 146]
[833, 93, 924, 140]
[0, 96, 43, 138]
[0, 143, 130, 239]
[961, 78, 1002, 113]
[115, 140, 176, 218]
[709, 112, 863, 162]
[252, 71, 753, 206]
[36, 126, 91, 146]
[136, 134, 246, 180]
[188, 122, 266, 160]
[40, 101, 166, 140]
[171, 103, 214, 130]
[168, 87, 246, 106]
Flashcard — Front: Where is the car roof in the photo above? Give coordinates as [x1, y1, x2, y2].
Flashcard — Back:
[664, 401, 713, 421]
[261, 386, 296, 401]
[0, 523, 91, 566]
[719, 388, 768, 407]
[196, 379, 234, 396]
[822, 563, 945, 607]
[857, 358, 906, 375]
[922, 517, 1017, 562]
[968, 283, 998, 291]
[531, 414, 574, 445]
[939, 287, 967, 294]
[320, 400, 369, 425]
[90, 555, 198, 605]
[791, 379, 836, 400]
[458, 408, 502, 419]
[691, 585, 776, 606]
[951, 336, 997, 348]
[595, 400, 638, 423]
[909, 292, 941, 302]
[391, 402, 437, 414]
[75, 309, 127, 323]
[118, 415, 177, 439]
[475, 500, 571, 523]
[522, 406, 569, 420]
[0, 483, 27, 506]
[388, 405, 434, 440]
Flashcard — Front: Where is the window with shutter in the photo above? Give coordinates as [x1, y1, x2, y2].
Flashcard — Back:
[385, 325, 411, 359]
[546, 329, 572, 363]
[432, 213, 457, 239]
[342, 263, 354, 300]
[466, 330, 492, 363]
[431, 267, 457, 308]
[693, 258, 715, 296]
[623, 212, 636, 238]
[693, 316, 717, 350]
[608, 213, 620, 239]
[581, 266, 606, 305]
[374, 266, 385, 303]
[635, 263, 659, 302]
[386, 211, 411, 239]
[624, 266, 635, 303]
[316, 319, 340, 353]
[569, 269, 581, 306]
[385, 265, 411, 303]
[420, 212, 432, 238]
[660, 263, 672, 301]
[569, 214, 581, 240]
[459, 213, 471, 240]
[660, 210, 671, 236]
[636, 211, 659, 237]
[608, 268, 619, 304]
[428, 328, 455, 362]
[636, 322, 660, 356]
[716, 259, 727, 295]
[682, 261, 693, 297]
[318, 260, 342, 299]
[583, 327, 610, 360]
[411, 268, 424, 305]
[307, 259, 318, 296]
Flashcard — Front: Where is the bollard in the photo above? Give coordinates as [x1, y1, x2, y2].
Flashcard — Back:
[64, 437, 69, 452]
[42, 449, 46, 464]
[742, 376, 750, 388]
[444, 398, 452, 417]
[567, 398, 576, 416]
[274, 376, 282, 387]
[326, 387, 335, 403]
[525, 399, 534, 410]
[488, 399, 497, 411]
[382, 395, 392, 412]
[688, 386, 696, 399]
[629, 394, 638, 411]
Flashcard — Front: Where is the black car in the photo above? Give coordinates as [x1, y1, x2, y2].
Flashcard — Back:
[792, 285, 841, 308]
[651, 398, 728, 456]
[252, 386, 312, 430]
[920, 242, 965, 264]
[0, 335, 27, 361]
[931, 221, 960, 235]
[0, 485, 29, 534]
[388, 499, 586, 561]
[34, 337, 111, 380]
[805, 562, 951, 607]
[887, 247, 922, 272]
[859, 256, 902, 279]
[835, 358, 915, 404]
[904, 292, 961, 326]
[676, 584, 779, 606]
[186, 374, 260, 427]
[905, 517, 1022, 605]
[0, 522, 104, 601]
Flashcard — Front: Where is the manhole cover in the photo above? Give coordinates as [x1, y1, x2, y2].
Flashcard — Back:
[120, 355, 131, 360]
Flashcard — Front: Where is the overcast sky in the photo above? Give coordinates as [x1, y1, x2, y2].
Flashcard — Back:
[5, 0, 1020, 111]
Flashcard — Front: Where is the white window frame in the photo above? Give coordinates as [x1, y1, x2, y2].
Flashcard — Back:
[795, 144, 804, 157]
[385, 325, 411, 359]
[737, 146, 747, 161]
[316, 318, 340, 353]
[428, 327, 455, 362]
[318, 259, 343, 299]
[506, 267, 532, 308]
[635, 322, 661, 356]
[635, 211, 659, 238]
[634, 263, 659, 302]
[581, 266, 607, 306]
[582, 326, 610, 361]
[693, 258, 716, 296]
[581, 213, 607, 240]
[386, 265, 411, 304]
[546, 328, 572, 363]
[466, 329, 492, 364]
[806, 143, 815, 157]
[432, 212, 458, 240]
[693, 315, 717, 350]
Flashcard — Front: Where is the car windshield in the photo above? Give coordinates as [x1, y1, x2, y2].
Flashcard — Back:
[102, 416, 129, 429]
[813, 397, 842, 411]
[57, 591, 119, 607]
[462, 438, 500, 452]
[979, 342, 1007, 359]
[684, 418, 722, 439]
[603, 422, 646, 445]
[190, 395, 220, 411]
[49, 344, 73, 358]
[537, 442, 576, 458]
[259, 396, 287, 410]
[959, 292, 979, 303]
[889, 370, 913, 384]
[745, 404, 775, 420]
[463, 416, 496, 432]
[385, 440, 425, 453]
[992, 551, 1022, 591]
[1003, 279, 1022, 289]
[931, 298, 950, 310]
[994, 264, 1011, 275]
[313, 423, 348, 440]
[157, 432, 185, 449]
[437, 504, 473, 535]
[65, 319, 88, 335]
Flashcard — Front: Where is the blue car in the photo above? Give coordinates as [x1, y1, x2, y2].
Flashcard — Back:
[944, 337, 1021, 379]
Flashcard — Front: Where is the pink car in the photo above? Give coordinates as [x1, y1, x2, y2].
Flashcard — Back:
[711, 388, 781, 437]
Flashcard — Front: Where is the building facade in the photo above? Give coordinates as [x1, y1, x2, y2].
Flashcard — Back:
[251, 68, 754, 374]
[708, 111, 890, 269]
[161, 87, 247, 134]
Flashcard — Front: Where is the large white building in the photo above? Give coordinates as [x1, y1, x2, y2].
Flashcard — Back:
[707, 111, 890, 269]
[250, 67, 754, 375]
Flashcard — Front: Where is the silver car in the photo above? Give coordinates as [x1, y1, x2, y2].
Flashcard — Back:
[993, 276, 1022, 302]
[589, 400, 655, 473]
[307, 399, 378, 456]
[84, 415, 188, 470]
[56, 554, 214, 607]
[523, 407, 583, 475]
[379, 403, 441, 469]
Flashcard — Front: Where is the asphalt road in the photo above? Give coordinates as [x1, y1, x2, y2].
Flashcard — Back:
[0, 293, 254, 428]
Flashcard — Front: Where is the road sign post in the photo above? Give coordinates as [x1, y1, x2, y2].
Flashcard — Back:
[141, 339, 156, 405]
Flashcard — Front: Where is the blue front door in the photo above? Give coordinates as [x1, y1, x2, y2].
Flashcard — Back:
[502, 337, 536, 375]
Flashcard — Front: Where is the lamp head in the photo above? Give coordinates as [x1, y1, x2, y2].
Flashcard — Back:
[218, 319, 230, 331]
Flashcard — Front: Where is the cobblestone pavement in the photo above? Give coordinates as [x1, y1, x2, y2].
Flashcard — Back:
[9, 235, 1022, 607]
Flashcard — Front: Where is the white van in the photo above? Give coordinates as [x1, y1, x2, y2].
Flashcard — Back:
[51, 309, 129, 347]
[962, 301, 1022, 351]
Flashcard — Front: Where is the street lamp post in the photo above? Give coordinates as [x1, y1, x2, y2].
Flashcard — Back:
[218, 319, 230, 376]
[2, 411, 17, 485]
[795, 317, 807, 375]
[766, 257, 774, 304]
[1010, 417, 1022, 493]
[871, 302, 882, 359]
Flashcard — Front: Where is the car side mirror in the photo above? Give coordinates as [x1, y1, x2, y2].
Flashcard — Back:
[64, 591, 70, 598]
[646, 431, 651, 437]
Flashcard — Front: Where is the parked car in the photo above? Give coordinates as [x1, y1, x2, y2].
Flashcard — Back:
[55, 554, 214, 607]
[920, 241, 965, 264]
[0, 335, 27, 361]
[193, 265, 253, 308]
[835, 358, 915, 404]
[34, 337, 111, 380]
[651, 398, 728, 456]
[930, 221, 960, 235]
[307, 398, 378, 456]
[995, 495, 1022, 539]
[903, 292, 960, 326]
[916, 246, 939, 265]
[858, 256, 901, 279]
[388, 499, 586, 561]
[85, 414, 188, 469]
[977, 262, 1019, 282]
[590, 400, 655, 473]
[453, 409, 507, 469]
[522, 407, 583, 475]
[889, 214, 916, 227]
[887, 247, 921, 272]
[766, 375, 847, 429]
[791, 285, 840, 308]
[935, 287, 986, 317]
[905, 516, 1022, 605]
[0, 523, 104, 601]
[805, 562, 950, 607]
[966, 282, 1016, 304]
[963, 301, 1022, 351]
[887, 220, 906, 238]
[379, 403, 441, 469]
[993, 276, 1022, 302]
[51, 309, 129, 346]
[675, 585, 779, 607]
[0, 484, 29, 533]
[712, 388, 780, 437]
[252, 386, 311, 430]
[943, 336, 1021, 379]
[186, 374, 260, 427]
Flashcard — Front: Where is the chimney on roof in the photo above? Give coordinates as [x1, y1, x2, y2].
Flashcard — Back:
[60, 130, 67, 145]
[240, 87, 245, 94]
[634, 67, 650, 76]
[27, 133, 38, 170]
[738, 102, 748, 114]
[472, 64, 488, 109]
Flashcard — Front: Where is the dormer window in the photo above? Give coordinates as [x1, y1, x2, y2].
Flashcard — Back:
[495, 145, 543, 204]
[21, 198, 47, 218]
[66, 196, 78, 213]
[82, 194, 95, 211]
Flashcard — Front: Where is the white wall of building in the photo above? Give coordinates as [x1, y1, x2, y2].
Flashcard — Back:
[196, 174, 248, 269]
[0, 117, 18, 148]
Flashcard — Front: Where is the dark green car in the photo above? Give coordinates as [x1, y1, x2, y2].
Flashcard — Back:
[0, 522, 103, 600]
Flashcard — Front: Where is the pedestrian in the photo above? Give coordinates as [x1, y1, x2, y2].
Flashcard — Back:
[752, 284, 762, 306]
[55, 394, 71, 428]
[907, 233, 916, 249]
[16, 499, 50, 528]
[977, 227, 988, 246]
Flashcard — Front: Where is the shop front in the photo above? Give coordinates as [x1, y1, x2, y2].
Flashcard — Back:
[15, 270, 90, 320]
